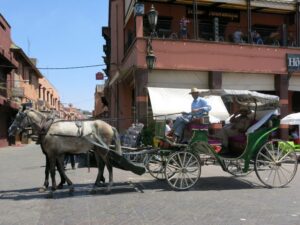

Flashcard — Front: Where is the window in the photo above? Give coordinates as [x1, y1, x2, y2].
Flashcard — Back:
[0, 21, 6, 31]
[143, 16, 172, 38]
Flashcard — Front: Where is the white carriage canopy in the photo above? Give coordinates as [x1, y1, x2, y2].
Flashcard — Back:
[147, 87, 230, 122]
[198, 89, 279, 107]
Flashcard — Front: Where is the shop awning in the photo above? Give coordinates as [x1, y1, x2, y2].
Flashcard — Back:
[147, 87, 229, 122]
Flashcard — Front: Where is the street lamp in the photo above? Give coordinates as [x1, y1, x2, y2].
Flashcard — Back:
[147, 4, 158, 34]
[146, 48, 156, 70]
[146, 5, 158, 70]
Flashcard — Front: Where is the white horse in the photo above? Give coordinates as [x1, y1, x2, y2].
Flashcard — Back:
[8, 108, 122, 193]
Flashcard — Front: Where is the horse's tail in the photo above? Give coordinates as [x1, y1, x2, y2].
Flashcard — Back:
[112, 127, 122, 155]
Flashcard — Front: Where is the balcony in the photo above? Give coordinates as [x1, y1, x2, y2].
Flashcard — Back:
[121, 1, 300, 75]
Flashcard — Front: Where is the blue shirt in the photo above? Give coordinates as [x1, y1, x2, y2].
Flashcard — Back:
[191, 97, 211, 117]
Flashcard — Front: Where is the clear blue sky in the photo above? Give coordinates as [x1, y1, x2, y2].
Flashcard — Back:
[1, 0, 108, 112]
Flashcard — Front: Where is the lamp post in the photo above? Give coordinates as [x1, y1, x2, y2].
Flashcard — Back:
[146, 5, 158, 70]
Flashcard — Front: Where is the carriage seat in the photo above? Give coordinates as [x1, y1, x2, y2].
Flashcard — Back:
[187, 116, 210, 131]
[208, 139, 222, 153]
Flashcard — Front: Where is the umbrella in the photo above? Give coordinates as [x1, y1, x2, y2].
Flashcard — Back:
[280, 112, 300, 125]
[281, 113, 300, 141]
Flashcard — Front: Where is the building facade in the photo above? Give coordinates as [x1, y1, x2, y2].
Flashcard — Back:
[0, 14, 61, 147]
[0, 14, 18, 147]
[102, 0, 300, 138]
[38, 77, 60, 112]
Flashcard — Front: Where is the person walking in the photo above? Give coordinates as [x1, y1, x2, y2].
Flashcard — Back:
[64, 154, 76, 170]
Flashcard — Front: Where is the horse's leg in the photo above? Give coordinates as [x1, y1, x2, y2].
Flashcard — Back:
[49, 156, 57, 192]
[94, 152, 105, 187]
[39, 153, 50, 193]
[105, 160, 113, 194]
[39, 145, 50, 192]
[56, 155, 74, 192]
[56, 155, 66, 189]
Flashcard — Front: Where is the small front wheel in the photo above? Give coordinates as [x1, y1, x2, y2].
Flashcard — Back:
[146, 154, 166, 180]
[255, 139, 298, 188]
[165, 151, 201, 190]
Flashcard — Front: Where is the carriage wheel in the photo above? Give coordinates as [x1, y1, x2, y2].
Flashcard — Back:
[146, 154, 166, 180]
[165, 151, 201, 190]
[255, 139, 298, 188]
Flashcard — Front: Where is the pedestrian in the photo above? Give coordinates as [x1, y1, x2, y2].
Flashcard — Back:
[64, 154, 76, 170]
[179, 17, 190, 39]
[233, 27, 244, 43]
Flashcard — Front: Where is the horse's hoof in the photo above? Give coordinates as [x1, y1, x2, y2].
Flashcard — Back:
[38, 187, 47, 193]
[57, 184, 64, 189]
[95, 182, 105, 187]
[69, 186, 74, 193]
[90, 188, 97, 195]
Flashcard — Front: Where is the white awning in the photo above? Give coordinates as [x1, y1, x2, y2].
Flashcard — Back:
[147, 87, 229, 121]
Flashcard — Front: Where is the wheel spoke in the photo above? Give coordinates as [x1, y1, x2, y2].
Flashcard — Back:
[277, 167, 289, 184]
[278, 152, 292, 163]
[171, 157, 182, 169]
[264, 144, 276, 160]
[279, 164, 293, 175]
[166, 152, 200, 190]
[167, 162, 181, 171]
[273, 169, 281, 185]
[256, 159, 271, 166]
[175, 154, 182, 168]
[258, 151, 274, 162]
[185, 160, 198, 168]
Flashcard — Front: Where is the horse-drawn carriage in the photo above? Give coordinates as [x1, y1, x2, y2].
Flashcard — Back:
[8, 89, 298, 193]
[137, 89, 298, 190]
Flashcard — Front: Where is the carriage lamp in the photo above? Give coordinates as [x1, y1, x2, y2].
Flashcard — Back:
[146, 5, 158, 70]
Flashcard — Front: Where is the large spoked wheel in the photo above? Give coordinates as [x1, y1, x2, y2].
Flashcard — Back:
[255, 139, 298, 188]
[165, 151, 201, 190]
[146, 154, 166, 180]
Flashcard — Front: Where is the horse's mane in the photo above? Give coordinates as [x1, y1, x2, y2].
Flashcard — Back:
[26, 108, 47, 120]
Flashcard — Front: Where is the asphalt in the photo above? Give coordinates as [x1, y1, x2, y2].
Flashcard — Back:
[0, 144, 300, 225]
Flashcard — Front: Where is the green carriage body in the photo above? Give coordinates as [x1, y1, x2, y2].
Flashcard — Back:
[189, 115, 280, 173]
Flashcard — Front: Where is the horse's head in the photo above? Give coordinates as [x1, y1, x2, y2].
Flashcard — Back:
[8, 110, 30, 137]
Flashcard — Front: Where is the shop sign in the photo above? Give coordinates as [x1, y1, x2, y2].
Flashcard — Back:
[287, 54, 300, 72]
[96, 72, 104, 80]
[187, 7, 240, 22]
[11, 87, 24, 97]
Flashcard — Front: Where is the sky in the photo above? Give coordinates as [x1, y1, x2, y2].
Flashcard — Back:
[1, 0, 108, 112]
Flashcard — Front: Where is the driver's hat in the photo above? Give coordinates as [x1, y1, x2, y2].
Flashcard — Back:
[189, 87, 200, 94]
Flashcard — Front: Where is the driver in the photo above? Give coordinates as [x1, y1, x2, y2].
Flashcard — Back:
[214, 106, 252, 149]
[168, 87, 211, 142]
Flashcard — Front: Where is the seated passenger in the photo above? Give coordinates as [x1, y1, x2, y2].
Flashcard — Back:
[165, 118, 173, 136]
[213, 106, 252, 149]
[168, 87, 211, 142]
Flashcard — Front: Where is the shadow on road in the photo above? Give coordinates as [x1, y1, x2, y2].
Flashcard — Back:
[0, 175, 272, 200]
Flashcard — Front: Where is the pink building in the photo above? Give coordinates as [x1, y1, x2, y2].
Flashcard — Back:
[102, 0, 300, 139]
[0, 14, 61, 147]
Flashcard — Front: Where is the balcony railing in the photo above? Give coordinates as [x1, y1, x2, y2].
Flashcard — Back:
[141, 21, 297, 48]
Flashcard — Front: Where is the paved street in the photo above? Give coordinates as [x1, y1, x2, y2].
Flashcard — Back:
[0, 144, 300, 225]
